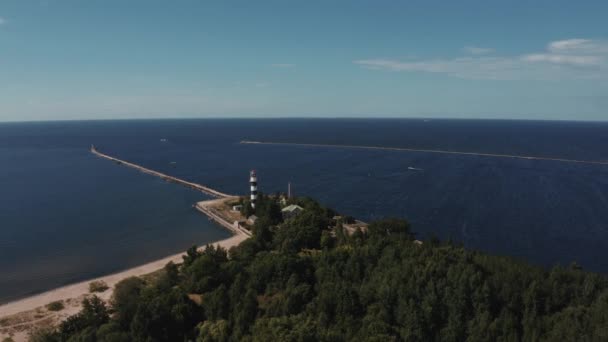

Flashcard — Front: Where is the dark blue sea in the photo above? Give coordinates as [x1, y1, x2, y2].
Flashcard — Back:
[1, 119, 608, 304]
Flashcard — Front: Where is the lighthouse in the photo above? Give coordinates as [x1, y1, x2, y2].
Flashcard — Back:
[250, 170, 258, 210]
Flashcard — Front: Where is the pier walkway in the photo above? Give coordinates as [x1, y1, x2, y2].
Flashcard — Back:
[195, 199, 252, 237]
[90, 146, 232, 198]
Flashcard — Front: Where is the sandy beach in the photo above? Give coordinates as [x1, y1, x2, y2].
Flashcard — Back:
[0, 231, 248, 341]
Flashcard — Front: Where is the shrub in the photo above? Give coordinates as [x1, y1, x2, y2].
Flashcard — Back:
[28, 326, 59, 342]
[89, 280, 109, 293]
[46, 300, 65, 311]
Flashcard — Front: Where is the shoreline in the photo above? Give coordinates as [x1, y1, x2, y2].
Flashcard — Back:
[0, 148, 249, 341]
[0, 233, 247, 318]
[0, 197, 250, 316]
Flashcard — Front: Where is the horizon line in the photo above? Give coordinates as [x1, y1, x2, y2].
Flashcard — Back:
[1, 116, 608, 124]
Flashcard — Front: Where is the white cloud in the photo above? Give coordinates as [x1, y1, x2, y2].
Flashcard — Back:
[521, 39, 608, 67]
[271, 63, 295, 68]
[355, 57, 530, 80]
[463, 46, 494, 55]
[521, 53, 601, 66]
[355, 39, 608, 80]
[547, 39, 608, 54]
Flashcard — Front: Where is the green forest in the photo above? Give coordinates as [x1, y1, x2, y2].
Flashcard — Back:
[34, 196, 608, 341]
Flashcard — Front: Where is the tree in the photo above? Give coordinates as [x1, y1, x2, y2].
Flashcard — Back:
[130, 287, 200, 342]
[59, 296, 109, 338]
[253, 216, 274, 248]
[166, 261, 179, 283]
[203, 284, 230, 321]
[51, 197, 608, 342]
[183, 245, 202, 267]
[96, 322, 130, 342]
[81, 296, 109, 327]
[233, 288, 259, 337]
[367, 218, 413, 240]
[273, 211, 325, 252]
[197, 320, 230, 342]
[182, 245, 229, 293]
[111, 277, 145, 329]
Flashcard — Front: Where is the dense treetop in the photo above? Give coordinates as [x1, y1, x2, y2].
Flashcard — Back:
[34, 196, 608, 341]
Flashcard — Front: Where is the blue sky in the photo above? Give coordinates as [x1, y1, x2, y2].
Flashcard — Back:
[0, 0, 607, 122]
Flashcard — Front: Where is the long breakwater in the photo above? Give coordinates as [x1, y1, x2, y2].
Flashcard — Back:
[90, 146, 232, 198]
[240, 141, 608, 166]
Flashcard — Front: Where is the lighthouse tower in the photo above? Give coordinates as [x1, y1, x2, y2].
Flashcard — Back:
[250, 170, 258, 210]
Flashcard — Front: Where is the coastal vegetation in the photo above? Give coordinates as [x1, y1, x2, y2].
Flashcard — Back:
[88, 281, 109, 294]
[35, 197, 608, 341]
[45, 302, 64, 312]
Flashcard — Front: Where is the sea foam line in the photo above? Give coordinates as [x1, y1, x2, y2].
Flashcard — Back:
[240, 140, 608, 166]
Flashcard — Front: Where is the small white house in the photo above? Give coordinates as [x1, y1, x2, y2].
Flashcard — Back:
[232, 204, 243, 212]
[281, 204, 304, 220]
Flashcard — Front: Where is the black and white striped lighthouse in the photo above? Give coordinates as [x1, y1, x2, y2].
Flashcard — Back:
[250, 170, 258, 210]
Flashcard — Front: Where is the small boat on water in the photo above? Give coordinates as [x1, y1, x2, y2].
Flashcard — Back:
[160, 138, 168, 142]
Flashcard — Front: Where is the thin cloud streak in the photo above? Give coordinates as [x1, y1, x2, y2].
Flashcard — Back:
[355, 39, 608, 80]
[521, 54, 602, 66]
[548, 39, 608, 54]
[463, 46, 494, 55]
[521, 38, 608, 66]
